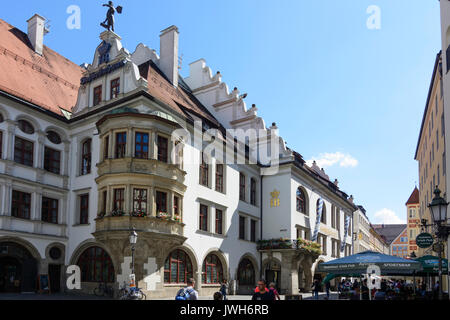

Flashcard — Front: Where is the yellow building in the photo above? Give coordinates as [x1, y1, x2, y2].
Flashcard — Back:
[406, 187, 420, 256]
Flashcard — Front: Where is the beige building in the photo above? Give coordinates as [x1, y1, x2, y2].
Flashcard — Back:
[415, 51, 446, 245]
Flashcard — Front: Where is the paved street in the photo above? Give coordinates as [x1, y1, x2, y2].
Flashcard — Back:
[0, 292, 339, 301]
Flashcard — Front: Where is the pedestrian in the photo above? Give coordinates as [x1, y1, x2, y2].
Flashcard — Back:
[213, 292, 223, 301]
[252, 279, 275, 301]
[361, 279, 369, 300]
[175, 278, 199, 300]
[312, 280, 321, 300]
[220, 279, 228, 300]
[269, 283, 281, 301]
[325, 281, 331, 300]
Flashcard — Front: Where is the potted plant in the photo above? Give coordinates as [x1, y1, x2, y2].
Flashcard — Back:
[157, 212, 169, 220]
[111, 209, 125, 217]
[131, 209, 147, 218]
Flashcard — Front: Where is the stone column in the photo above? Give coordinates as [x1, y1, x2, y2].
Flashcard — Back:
[3, 181, 12, 216]
[126, 127, 133, 158]
[6, 121, 15, 161]
[149, 188, 155, 217]
[63, 141, 70, 176]
[168, 191, 174, 219]
[36, 131, 45, 169]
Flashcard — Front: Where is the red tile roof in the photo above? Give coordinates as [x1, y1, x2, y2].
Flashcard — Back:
[0, 19, 83, 116]
[139, 60, 220, 126]
[406, 187, 419, 205]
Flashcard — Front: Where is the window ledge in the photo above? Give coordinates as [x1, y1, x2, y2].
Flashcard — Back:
[72, 223, 91, 227]
[196, 230, 227, 239]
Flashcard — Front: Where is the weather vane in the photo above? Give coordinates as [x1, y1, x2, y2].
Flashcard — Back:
[101, 1, 123, 32]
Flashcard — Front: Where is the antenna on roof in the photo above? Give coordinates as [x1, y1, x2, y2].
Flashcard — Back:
[44, 19, 51, 35]
[178, 54, 183, 70]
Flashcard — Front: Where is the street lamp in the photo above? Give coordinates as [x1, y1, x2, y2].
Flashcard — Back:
[129, 228, 138, 275]
[428, 187, 450, 301]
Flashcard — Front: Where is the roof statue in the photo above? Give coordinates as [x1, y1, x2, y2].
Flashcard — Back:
[101, 1, 123, 32]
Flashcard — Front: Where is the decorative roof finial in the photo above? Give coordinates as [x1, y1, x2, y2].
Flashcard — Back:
[101, 2, 123, 32]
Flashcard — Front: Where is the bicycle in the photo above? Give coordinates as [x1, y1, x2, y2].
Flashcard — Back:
[94, 282, 115, 298]
[118, 282, 146, 300]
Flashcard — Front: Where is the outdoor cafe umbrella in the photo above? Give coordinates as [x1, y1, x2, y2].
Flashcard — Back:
[318, 251, 423, 276]
[413, 255, 448, 276]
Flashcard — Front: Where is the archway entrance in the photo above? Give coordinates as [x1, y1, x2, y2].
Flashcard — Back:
[264, 259, 281, 292]
[0, 242, 38, 293]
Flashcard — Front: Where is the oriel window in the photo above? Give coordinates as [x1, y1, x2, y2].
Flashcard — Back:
[113, 189, 125, 211]
[135, 132, 149, 159]
[156, 191, 168, 213]
[133, 189, 147, 213]
[115, 132, 127, 158]
[157, 135, 168, 163]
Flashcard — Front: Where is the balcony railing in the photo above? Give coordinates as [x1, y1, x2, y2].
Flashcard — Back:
[257, 238, 322, 255]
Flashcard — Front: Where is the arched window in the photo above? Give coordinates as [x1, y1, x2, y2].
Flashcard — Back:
[164, 249, 193, 284]
[77, 246, 115, 282]
[202, 254, 223, 284]
[317, 199, 326, 224]
[18, 120, 34, 134]
[296, 188, 306, 214]
[237, 259, 255, 286]
[81, 139, 92, 175]
[47, 131, 62, 144]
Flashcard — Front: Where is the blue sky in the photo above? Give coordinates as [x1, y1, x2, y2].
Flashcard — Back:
[1, 1, 441, 224]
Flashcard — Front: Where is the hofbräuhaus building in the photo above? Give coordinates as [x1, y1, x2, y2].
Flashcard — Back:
[0, 13, 357, 298]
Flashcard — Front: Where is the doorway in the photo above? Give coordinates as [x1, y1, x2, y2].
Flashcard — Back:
[0, 257, 22, 293]
[48, 265, 61, 293]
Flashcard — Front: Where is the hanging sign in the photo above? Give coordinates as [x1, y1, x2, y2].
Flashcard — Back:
[416, 233, 434, 249]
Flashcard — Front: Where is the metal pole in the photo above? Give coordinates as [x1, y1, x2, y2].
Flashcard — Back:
[448, 235, 450, 301]
[439, 240, 443, 301]
[132, 244, 135, 275]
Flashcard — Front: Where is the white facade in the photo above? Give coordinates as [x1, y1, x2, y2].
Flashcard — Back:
[0, 14, 357, 297]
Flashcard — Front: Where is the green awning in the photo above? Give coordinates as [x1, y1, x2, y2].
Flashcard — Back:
[414, 256, 448, 275]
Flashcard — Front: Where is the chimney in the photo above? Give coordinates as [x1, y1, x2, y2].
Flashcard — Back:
[159, 25, 179, 87]
[27, 14, 47, 55]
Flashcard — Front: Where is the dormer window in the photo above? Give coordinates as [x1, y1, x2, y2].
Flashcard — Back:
[111, 78, 120, 99]
[93, 85, 102, 106]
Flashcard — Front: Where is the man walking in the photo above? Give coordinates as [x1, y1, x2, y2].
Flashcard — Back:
[175, 278, 198, 300]
[252, 280, 275, 301]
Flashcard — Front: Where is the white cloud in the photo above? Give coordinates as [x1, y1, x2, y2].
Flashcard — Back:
[373, 209, 406, 224]
[306, 152, 359, 169]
